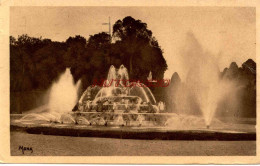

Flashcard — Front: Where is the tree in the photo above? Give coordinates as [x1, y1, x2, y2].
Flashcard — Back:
[10, 36, 16, 46]
[87, 32, 111, 49]
[113, 16, 167, 81]
[66, 35, 87, 48]
[64, 35, 87, 83]
[69, 33, 111, 90]
[10, 17, 168, 98]
[10, 35, 67, 91]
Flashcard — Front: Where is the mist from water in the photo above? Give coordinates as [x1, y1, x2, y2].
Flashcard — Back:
[48, 68, 81, 114]
[175, 32, 238, 126]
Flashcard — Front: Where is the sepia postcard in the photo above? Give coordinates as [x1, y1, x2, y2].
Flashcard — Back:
[0, 0, 259, 164]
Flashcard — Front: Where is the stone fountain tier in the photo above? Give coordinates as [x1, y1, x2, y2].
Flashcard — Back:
[79, 95, 158, 113]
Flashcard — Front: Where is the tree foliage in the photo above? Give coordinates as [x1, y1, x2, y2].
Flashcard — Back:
[10, 16, 168, 94]
[10, 35, 67, 91]
[112, 16, 167, 81]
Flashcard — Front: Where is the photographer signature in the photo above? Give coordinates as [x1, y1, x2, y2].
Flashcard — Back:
[19, 145, 33, 154]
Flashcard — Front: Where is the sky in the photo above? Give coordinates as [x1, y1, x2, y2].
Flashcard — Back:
[10, 7, 256, 79]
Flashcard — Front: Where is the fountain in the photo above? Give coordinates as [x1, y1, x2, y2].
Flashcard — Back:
[176, 32, 240, 128]
[18, 68, 80, 124]
[76, 65, 159, 126]
[16, 65, 234, 128]
[48, 68, 80, 114]
[11, 64, 255, 140]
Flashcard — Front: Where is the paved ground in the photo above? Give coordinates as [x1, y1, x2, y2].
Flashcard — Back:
[11, 131, 256, 156]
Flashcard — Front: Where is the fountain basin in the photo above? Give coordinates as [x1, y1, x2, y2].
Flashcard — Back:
[11, 115, 256, 141]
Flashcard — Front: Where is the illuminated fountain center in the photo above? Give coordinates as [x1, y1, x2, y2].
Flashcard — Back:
[92, 65, 156, 105]
[77, 65, 159, 126]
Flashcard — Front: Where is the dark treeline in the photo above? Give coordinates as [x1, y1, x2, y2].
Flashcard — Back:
[218, 59, 256, 118]
[10, 16, 168, 93]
